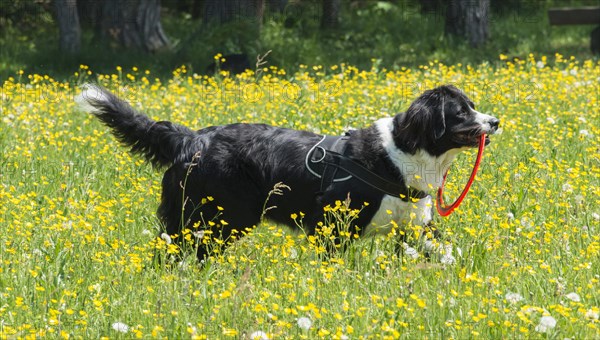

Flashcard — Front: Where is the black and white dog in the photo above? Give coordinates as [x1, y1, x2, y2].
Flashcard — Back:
[77, 84, 499, 263]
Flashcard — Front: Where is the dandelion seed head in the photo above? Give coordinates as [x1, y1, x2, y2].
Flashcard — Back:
[505, 292, 524, 304]
[585, 308, 599, 320]
[534, 315, 557, 333]
[562, 183, 573, 193]
[565, 292, 580, 302]
[297, 316, 312, 330]
[160, 233, 172, 244]
[112, 322, 129, 333]
[250, 330, 269, 340]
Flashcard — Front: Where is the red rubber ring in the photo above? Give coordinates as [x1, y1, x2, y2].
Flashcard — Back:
[436, 134, 486, 216]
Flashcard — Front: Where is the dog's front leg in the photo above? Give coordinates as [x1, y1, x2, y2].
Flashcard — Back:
[420, 222, 457, 265]
[396, 196, 458, 264]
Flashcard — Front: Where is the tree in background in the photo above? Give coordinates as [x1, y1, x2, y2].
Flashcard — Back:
[92, 0, 170, 52]
[54, 0, 170, 54]
[202, 0, 265, 25]
[54, 0, 81, 53]
[445, 0, 490, 47]
[322, 0, 341, 29]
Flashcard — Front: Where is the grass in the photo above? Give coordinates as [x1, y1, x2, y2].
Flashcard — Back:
[0, 54, 599, 338]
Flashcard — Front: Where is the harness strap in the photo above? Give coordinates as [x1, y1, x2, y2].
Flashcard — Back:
[322, 150, 428, 201]
[320, 136, 350, 192]
[306, 134, 428, 202]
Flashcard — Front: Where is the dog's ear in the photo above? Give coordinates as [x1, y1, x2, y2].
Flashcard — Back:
[433, 94, 446, 140]
[393, 89, 447, 153]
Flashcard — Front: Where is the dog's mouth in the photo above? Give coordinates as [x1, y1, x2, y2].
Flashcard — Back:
[453, 131, 490, 147]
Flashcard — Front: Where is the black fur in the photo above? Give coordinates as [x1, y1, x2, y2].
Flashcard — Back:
[80, 84, 499, 261]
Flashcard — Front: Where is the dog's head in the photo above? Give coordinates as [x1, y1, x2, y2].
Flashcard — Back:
[393, 85, 500, 156]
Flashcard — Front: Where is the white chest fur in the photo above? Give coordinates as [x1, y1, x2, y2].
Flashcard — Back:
[374, 117, 460, 192]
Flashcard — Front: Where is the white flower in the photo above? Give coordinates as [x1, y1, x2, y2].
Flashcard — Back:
[141, 229, 152, 236]
[592, 213, 600, 220]
[112, 322, 129, 333]
[562, 183, 573, 193]
[505, 292, 524, 304]
[535, 315, 557, 333]
[520, 218, 533, 229]
[585, 308, 599, 320]
[507, 212, 515, 220]
[579, 129, 590, 137]
[565, 292, 581, 302]
[546, 117, 556, 124]
[569, 68, 577, 76]
[250, 330, 269, 340]
[441, 254, 456, 265]
[192, 230, 205, 239]
[289, 247, 298, 259]
[297, 316, 312, 330]
[536, 61, 545, 69]
[160, 233, 172, 244]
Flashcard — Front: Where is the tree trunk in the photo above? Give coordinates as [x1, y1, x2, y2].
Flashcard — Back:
[445, 0, 489, 47]
[203, 0, 265, 25]
[322, 0, 341, 29]
[96, 0, 170, 52]
[202, 0, 264, 53]
[55, 0, 81, 54]
[266, 0, 287, 13]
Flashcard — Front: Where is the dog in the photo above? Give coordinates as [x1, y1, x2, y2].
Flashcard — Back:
[77, 84, 499, 263]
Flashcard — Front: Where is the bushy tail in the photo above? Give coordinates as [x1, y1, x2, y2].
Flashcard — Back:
[76, 84, 197, 167]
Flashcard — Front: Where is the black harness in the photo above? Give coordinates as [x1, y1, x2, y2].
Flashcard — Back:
[305, 134, 428, 202]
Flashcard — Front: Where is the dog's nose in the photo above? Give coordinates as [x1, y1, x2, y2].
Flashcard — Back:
[489, 118, 500, 129]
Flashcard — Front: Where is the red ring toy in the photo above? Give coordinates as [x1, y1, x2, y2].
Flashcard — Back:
[436, 134, 486, 216]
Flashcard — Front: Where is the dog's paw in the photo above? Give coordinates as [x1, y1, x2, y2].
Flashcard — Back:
[401, 243, 420, 259]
